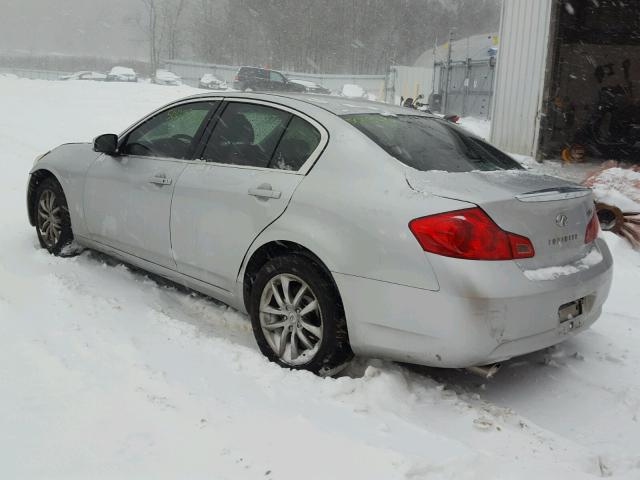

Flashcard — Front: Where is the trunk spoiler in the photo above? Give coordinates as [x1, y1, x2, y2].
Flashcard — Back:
[516, 187, 592, 203]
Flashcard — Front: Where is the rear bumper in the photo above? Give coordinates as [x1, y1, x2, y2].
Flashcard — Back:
[335, 238, 613, 368]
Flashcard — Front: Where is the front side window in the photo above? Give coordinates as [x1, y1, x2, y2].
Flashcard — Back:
[342, 114, 523, 172]
[270, 71, 285, 83]
[121, 102, 215, 159]
[202, 102, 291, 168]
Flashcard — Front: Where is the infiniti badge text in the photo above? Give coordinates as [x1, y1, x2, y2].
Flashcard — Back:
[548, 233, 579, 246]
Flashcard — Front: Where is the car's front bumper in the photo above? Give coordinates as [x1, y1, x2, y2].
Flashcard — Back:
[334, 238, 613, 368]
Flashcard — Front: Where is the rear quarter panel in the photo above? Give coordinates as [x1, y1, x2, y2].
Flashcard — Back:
[245, 116, 474, 292]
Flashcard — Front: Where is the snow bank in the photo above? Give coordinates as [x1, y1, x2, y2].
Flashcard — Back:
[584, 165, 640, 212]
[458, 116, 491, 139]
[341, 83, 366, 98]
[2, 77, 640, 479]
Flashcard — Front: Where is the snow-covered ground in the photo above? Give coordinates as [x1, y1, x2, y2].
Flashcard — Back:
[458, 116, 492, 140]
[1, 77, 639, 479]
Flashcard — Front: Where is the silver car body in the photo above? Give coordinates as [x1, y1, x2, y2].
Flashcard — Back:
[28, 92, 613, 368]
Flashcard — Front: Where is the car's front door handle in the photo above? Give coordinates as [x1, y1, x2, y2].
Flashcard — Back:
[248, 184, 282, 200]
[149, 175, 172, 186]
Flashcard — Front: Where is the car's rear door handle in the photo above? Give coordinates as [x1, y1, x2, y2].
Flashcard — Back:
[149, 175, 172, 186]
[248, 184, 282, 199]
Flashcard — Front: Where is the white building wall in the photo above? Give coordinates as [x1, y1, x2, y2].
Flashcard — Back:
[389, 65, 435, 104]
[490, 0, 555, 157]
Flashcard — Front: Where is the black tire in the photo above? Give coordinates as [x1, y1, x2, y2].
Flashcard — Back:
[33, 177, 73, 255]
[250, 254, 353, 374]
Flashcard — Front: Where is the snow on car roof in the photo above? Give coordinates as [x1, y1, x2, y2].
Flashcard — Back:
[109, 66, 136, 75]
[200, 73, 222, 81]
[156, 69, 180, 80]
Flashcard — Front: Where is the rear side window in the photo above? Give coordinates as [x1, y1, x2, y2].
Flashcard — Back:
[202, 102, 291, 168]
[239, 68, 267, 79]
[271, 116, 322, 171]
[341, 114, 523, 172]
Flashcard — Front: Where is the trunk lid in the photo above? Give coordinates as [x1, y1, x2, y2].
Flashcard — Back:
[406, 170, 596, 269]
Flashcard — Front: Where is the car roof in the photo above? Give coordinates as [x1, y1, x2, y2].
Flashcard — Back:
[182, 91, 429, 117]
[238, 66, 270, 72]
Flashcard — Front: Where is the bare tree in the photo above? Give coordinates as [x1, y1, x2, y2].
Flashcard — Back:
[163, 0, 187, 60]
[140, 0, 161, 74]
[140, 0, 187, 74]
[186, 0, 501, 75]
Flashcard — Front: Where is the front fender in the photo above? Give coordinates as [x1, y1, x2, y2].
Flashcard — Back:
[29, 143, 99, 238]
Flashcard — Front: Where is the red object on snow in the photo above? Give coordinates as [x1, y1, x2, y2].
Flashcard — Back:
[582, 161, 640, 249]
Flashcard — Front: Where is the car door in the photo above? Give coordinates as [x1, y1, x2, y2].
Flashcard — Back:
[84, 100, 219, 268]
[254, 69, 270, 91]
[171, 99, 327, 291]
[268, 71, 287, 91]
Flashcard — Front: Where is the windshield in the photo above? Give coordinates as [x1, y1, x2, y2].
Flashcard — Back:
[342, 114, 523, 172]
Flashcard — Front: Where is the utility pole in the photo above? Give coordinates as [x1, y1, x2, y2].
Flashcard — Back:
[463, 36, 471, 116]
[431, 37, 437, 97]
[442, 29, 454, 114]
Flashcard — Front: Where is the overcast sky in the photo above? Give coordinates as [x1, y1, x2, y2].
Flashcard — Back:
[0, 0, 147, 59]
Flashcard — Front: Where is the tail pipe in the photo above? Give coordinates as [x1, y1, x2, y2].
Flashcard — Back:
[465, 363, 501, 379]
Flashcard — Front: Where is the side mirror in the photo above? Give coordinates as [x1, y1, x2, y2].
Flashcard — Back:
[93, 134, 118, 155]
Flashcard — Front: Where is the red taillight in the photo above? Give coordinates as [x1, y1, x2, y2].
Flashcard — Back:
[585, 211, 600, 244]
[409, 207, 535, 260]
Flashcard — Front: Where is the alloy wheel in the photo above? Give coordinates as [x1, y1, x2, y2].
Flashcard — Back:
[259, 273, 323, 366]
[37, 189, 62, 248]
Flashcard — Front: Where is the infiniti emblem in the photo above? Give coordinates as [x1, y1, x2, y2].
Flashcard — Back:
[555, 214, 569, 227]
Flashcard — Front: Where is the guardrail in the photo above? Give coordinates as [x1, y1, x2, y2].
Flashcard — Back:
[0, 67, 73, 81]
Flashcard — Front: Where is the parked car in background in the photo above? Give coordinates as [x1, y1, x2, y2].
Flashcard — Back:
[233, 67, 306, 93]
[289, 79, 332, 95]
[199, 73, 228, 90]
[106, 66, 138, 83]
[59, 71, 107, 81]
[153, 69, 182, 86]
[28, 92, 612, 374]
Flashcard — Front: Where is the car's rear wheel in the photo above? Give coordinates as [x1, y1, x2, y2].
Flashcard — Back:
[34, 177, 73, 255]
[250, 255, 352, 375]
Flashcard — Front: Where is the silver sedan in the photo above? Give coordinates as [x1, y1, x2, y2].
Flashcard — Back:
[27, 92, 613, 374]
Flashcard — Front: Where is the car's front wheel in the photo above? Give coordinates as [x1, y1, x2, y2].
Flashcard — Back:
[250, 254, 352, 375]
[34, 177, 73, 255]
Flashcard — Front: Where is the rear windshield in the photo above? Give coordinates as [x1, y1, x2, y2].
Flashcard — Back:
[341, 114, 523, 172]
